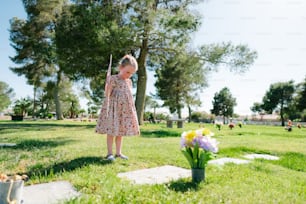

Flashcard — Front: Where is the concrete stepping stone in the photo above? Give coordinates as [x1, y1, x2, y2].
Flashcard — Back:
[0, 143, 16, 147]
[118, 155, 278, 185]
[22, 181, 80, 204]
[208, 158, 251, 165]
[117, 165, 190, 185]
[244, 154, 279, 160]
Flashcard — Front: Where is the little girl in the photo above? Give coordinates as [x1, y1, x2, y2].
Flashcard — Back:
[96, 55, 140, 161]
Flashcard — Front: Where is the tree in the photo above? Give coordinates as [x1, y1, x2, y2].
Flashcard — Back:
[56, 0, 203, 124]
[145, 95, 160, 120]
[155, 41, 257, 118]
[61, 94, 81, 118]
[295, 76, 306, 112]
[31, 86, 45, 118]
[87, 101, 99, 118]
[251, 102, 263, 114]
[211, 87, 237, 124]
[9, 16, 45, 117]
[190, 111, 213, 123]
[9, 0, 67, 119]
[0, 82, 14, 112]
[129, 0, 204, 124]
[155, 50, 206, 118]
[53, 1, 258, 125]
[42, 76, 80, 119]
[250, 102, 265, 120]
[55, 1, 132, 104]
[155, 42, 257, 120]
[199, 42, 257, 73]
[185, 94, 202, 123]
[13, 97, 32, 116]
[60, 84, 81, 119]
[261, 81, 295, 126]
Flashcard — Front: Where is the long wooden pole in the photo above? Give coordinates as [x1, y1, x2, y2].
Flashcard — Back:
[105, 54, 112, 117]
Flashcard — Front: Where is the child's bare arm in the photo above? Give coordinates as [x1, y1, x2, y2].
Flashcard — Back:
[105, 76, 113, 97]
[128, 79, 133, 92]
[105, 54, 112, 97]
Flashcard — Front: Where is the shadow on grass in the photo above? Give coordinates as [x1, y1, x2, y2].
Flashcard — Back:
[271, 152, 306, 172]
[219, 146, 271, 157]
[141, 130, 181, 138]
[168, 179, 201, 192]
[0, 121, 95, 133]
[25, 156, 111, 178]
[1, 139, 74, 150]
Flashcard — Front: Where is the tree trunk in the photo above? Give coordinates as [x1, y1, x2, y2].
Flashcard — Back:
[46, 102, 49, 116]
[188, 105, 191, 123]
[54, 72, 63, 120]
[54, 87, 63, 120]
[135, 38, 148, 125]
[175, 83, 182, 119]
[280, 103, 284, 126]
[32, 86, 37, 118]
[177, 104, 182, 119]
[153, 107, 156, 120]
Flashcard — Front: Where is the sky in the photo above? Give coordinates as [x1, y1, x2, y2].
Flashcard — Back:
[1, 0, 306, 116]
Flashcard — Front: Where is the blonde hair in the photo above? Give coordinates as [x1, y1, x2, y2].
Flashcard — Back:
[119, 55, 138, 71]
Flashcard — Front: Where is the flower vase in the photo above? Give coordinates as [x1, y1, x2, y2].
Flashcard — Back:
[0, 179, 24, 204]
[191, 168, 205, 183]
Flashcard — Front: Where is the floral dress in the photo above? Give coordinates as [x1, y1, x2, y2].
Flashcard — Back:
[96, 75, 140, 136]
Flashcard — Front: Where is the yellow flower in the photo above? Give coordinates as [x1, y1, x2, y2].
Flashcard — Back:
[185, 130, 196, 142]
[202, 128, 213, 136]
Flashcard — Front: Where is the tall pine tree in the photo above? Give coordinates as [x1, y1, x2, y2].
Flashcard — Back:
[10, 0, 67, 119]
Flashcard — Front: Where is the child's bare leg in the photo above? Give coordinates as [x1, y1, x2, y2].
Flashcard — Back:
[115, 136, 128, 159]
[115, 136, 122, 155]
[107, 135, 114, 155]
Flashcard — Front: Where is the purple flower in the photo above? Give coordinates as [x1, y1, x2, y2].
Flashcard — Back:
[180, 137, 186, 148]
[193, 136, 219, 153]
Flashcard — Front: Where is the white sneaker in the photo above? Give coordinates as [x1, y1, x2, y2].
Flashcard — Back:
[106, 154, 115, 161]
[115, 154, 128, 160]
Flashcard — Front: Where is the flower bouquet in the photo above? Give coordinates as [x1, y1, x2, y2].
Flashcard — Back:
[181, 128, 219, 182]
[215, 122, 222, 131]
[0, 173, 28, 204]
[228, 123, 235, 130]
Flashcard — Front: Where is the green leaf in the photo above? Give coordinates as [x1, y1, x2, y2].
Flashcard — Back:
[186, 147, 193, 159]
[193, 143, 199, 168]
[198, 151, 216, 168]
[198, 151, 207, 168]
[182, 149, 195, 168]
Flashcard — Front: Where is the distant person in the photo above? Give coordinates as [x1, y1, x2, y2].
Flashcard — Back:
[286, 119, 292, 132]
[287, 120, 292, 127]
[96, 55, 140, 161]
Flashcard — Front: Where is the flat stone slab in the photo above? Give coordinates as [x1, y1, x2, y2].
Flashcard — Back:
[244, 154, 280, 160]
[117, 165, 190, 185]
[208, 158, 251, 165]
[0, 143, 16, 147]
[22, 181, 80, 204]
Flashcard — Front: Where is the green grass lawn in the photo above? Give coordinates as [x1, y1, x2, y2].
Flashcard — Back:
[0, 120, 305, 203]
